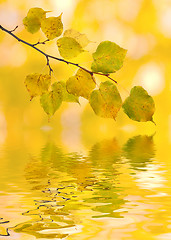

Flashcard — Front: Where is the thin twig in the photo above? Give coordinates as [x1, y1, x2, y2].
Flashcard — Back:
[46, 56, 53, 75]
[0, 25, 117, 83]
[32, 39, 50, 46]
[10, 25, 18, 33]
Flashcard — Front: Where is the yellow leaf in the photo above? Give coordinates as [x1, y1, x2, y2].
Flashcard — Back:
[89, 81, 122, 119]
[91, 41, 127, 74]
[64, 29, 90, 48]
[40, 83, 63, 116]
[23, 8, 46, 34]
[24, 73, 51, 100]
[41, 14, 63, 40]
[57, 37, 84, 59]
[27, 7, 46, 21]
[66, 69, 96, 99]
[122, 86, 155, 123]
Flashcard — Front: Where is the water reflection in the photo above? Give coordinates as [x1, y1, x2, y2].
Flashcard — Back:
[6, 135, 156, 239]
[123, 135, 155, 171]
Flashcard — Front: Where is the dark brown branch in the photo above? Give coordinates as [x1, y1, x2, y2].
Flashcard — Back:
[46, 56, 53, 75]
[0, 25, 117, 84]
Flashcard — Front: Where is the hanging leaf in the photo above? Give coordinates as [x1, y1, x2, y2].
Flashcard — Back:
[23, 17, 41, 34]
[122, 86, 155, 123]
[27, 7, 47, 20]
[63, 29, 90, 48]
[66, 69, 96, 99]
[40, 83, 63, 116]
[24, 73, 51, 100]
[54, 81, 79, 103]
[57, 37, 84, 59]
[41, 14, 63, 40]
[23, 8, 47, 34]
[91, 41, 127, 74]
[89, 81, 122, 119]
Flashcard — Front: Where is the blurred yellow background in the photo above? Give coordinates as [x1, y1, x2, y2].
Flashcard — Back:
[0, 1, 171, 239]
[0, 0, 171, 151]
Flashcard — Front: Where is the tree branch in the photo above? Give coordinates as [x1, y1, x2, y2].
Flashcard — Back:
[0, 25, 117, 84]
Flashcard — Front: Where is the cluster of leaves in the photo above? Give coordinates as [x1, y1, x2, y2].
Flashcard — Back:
[23, 7, 155, 123]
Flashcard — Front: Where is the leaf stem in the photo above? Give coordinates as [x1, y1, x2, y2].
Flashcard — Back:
[0, 25, 117, 83]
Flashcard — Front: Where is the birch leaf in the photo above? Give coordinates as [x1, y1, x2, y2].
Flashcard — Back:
[91, 41, 127, 74]
[23, 8, 46, 34]
[64, 29, 90, 48]
[24, 73, 51, 100]
[41, 14, 63, 40]
[122, 86, 155, 123]
[89, 81, 122, 119]
[27, 7, 47, 20]
[66, 69, 96, 99]
[54, 81, 79, 103]
[40, 83, 62, 116]
[57, 37, 84, 59]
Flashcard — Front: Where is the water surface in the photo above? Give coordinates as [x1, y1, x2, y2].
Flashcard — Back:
[0, 133, 171, 240]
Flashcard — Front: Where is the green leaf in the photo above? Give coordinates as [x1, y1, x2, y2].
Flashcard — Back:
[57, 37, 84, 59]
[40, 83, 62, 116]
[66, 69, 96, 99]
[122, 86, 155, 123]
[24, 73, 51, 100]
[91, 41, 127, 74]
[89, 81, 122, 119]
[63, 29, 90, 48]
[54, 81, 79, 103]
[41, 14, 63, 40]
[23, 8, 46, 34]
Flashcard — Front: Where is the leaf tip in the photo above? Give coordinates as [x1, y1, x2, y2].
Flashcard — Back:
[151, 118, 156, 126]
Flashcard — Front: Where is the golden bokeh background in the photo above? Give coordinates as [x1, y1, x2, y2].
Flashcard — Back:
[0, 1, 171, 239]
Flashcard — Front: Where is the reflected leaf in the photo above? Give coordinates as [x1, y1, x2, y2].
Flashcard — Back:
[123, 135, 155, 170]
[89, 138, 121, 168]
[87, 138, 125, 218]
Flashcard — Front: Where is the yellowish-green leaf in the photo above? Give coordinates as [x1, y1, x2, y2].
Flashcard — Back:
[23, 16, 41, 34]
[89, 81, 122, 119]
[40, 83, 62, 116]
[66, 69, 96, 99]
[122, 86, 155, 123]
[27, 7, 47, 20]
[24, 73, 51, 100]
[23, 8, 46, 34]
[57, 37, 84, 59]
[54, 81, 79, 103]
[63, 29, 90, 48]
[91, 41, 127, 74]
[41, 14, 63, 40]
